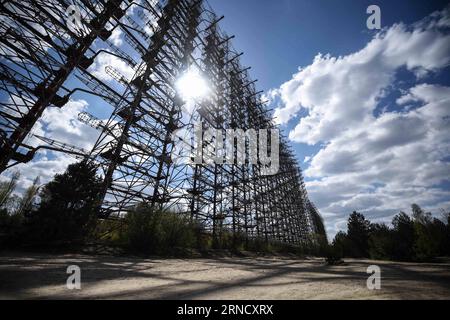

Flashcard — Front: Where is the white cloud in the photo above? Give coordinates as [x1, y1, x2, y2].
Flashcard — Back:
[273, 21, 450, 144]
[269, 7, 450, 239]
[109, 28, 124, 46]
[27, 99, 100, 150]
[3, 153, 78, 194]
[2, 99, 101, 195]
[89, 51, 135, 83]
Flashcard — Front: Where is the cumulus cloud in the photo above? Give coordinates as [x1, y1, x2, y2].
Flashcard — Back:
[269, 7, 450, 238]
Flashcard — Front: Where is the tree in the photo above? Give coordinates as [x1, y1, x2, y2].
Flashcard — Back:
[412, 203, 432, 225]
[392, 211, 415, 260]
[331, 231, 348, 258]
[330, 205, 449, 262]
[414, 222, 438, 261]
[15, 176, 40, 216]
[411, 204, 439, 260]
[429, 218, 447, 256]
[368, 223, 394, 260]
[25, 161, 103, 245]
[0, 171, 20, 209]
[347, 211, 370, 257]
[444, 211, 450, 256]
[0, 172, 22, 247]
[409, 204, 442, 261]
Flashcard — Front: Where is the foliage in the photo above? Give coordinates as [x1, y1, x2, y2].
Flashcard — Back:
[15, 177, 40, 216]
[120, 205, 197, 255]
[0, 171, 20, 209]
[0, 172, 40, 247]
[24, 161, 103, 245]
[331, 231, 346, 254]
[391, 211, 415, 260]
[331, 205, 450, 262]
[4, 162, 447, 261]
[368, 223, 394, 260]
[0, 208, 24, 247]
[346, 211, 370, 257]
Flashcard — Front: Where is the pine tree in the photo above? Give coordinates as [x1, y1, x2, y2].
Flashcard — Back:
[347, 211, 370, 257]
[392, 211, 415, 260]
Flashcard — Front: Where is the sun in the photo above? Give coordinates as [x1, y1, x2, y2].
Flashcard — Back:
[176, 68, 210, 101]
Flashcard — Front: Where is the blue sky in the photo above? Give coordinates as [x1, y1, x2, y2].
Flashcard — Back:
[2, 0, 450, 240]
[209, 0, 449, 90]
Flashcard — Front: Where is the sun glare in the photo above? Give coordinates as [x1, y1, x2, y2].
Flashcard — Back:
[176, 68, 210, 101]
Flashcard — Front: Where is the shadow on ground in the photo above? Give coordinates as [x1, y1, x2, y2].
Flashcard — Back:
[1, 252, 449, 299]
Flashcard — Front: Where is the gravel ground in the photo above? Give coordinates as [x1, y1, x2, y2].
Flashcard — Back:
[1, 252, 449, 300]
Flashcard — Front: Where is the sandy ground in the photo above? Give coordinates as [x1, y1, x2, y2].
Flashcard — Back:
[1, 252, 449, 299]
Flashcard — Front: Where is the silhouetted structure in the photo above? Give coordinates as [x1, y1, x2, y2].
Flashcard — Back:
[0, 0, 326, 247]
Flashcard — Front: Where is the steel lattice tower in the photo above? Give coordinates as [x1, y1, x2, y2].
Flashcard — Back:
[0, 0, 327, 247]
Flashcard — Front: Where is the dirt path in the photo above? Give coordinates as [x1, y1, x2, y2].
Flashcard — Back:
[1, 252, 449, 299]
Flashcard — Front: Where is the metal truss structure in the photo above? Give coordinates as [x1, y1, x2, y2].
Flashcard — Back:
[0, 0, 327, 247]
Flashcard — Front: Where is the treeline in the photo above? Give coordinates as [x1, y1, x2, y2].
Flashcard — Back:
[329, 208, 450, 262]
[0, 161, 321, 256]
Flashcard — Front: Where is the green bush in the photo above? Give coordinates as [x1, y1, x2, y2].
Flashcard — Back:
[245, 237, 270, 253]
[265, 240, 304, 256]
[122, 205, 198, 255]
[195, 227, 212, 252]
[93, 219, 127, 245]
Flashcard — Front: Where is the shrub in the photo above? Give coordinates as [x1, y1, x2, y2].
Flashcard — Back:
[122, 205, 197, 255]
[245, 237, 270, 253]
[93, 219, 127, 245]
